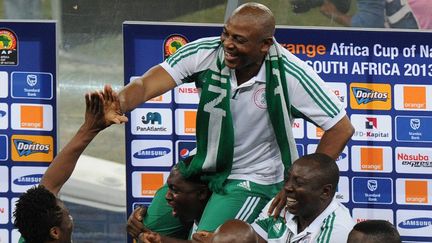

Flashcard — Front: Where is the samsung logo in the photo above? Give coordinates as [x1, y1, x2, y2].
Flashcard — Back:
[14, 174, 43, 185]
[133, 147, 171, 159]
[0, 110, 6, 117]
[398, 217, 432, 229]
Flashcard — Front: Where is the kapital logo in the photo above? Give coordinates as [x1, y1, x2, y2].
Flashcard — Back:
[13, 174, 43, 185]
[365, 117, 377, 129]
[133, 147, 170, 159]
[142, 112, 162, 125]
[398, 217, 432, 229]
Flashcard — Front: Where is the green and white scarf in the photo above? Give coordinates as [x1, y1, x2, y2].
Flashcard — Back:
[180, 40, 297, 193]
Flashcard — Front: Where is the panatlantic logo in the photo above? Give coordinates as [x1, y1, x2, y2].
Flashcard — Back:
[133, 147, 170, 159]
[142, 112, 162, 125]
[13, 174, 43, 185]
[164, 34, 188, 59]
[0, 28, 18, 65]
[398, 217, 432, 229]
[13, 139, 49, 156]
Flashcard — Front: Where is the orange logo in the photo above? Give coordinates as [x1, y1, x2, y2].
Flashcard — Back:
[403, 86, 426, 109]
[150, 95, 163, 102]
[405, 180, 428, 203]
[11, 135, 53, 162]
[360, 147, 383, 170]
[184, 110, 197, 134]
[315, 127, 324, 138]
[350, 83, 391, 110]
[21, 105, 43, 128]
[141, 173, 164, 196]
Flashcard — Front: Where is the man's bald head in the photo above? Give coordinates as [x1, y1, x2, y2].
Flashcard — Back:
[211, 219, 258, 243]
[229, 2, 275, 38]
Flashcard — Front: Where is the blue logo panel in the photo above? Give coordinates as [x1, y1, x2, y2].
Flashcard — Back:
[176, 140, 196, 163]
[396, 116, 432, 142]
[352, 177, 393, 204]
[0, 135, 7, 161]
[11, 72, 53, 99]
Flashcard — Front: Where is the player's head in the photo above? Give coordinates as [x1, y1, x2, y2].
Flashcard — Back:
[284, 153, 339, 221]
[14, 185, 74, 243]
[348, 220, 401, 243]
[165, 155, 211, 223]
[222, 2, 275, 71]
[211, 219, 258, 243]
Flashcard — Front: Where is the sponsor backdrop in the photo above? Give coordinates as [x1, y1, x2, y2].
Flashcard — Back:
[0, 22, 57, 242]
[124, 22, 432, 242]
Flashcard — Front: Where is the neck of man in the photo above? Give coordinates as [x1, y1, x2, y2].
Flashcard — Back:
[297, 201, 331, 232]
[234, 59, 264, 85]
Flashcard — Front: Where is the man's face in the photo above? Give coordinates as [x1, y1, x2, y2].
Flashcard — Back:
[221, 15, 269, 71]
[56, 200, 74, 243]
[165, 169, 206, 223]
[284, 160, 323, 220]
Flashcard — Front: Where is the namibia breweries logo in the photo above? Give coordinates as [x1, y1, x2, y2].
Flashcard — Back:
[0, 29, 18, 65]
[164, 34, 188, 60]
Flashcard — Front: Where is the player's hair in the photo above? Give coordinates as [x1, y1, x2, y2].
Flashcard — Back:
[302, 153, 339, 195]
[352, 220, 401, 243]
[14, 185, 64, 243]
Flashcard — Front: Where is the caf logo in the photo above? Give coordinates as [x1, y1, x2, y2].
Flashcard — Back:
[164, 34, 188, 60]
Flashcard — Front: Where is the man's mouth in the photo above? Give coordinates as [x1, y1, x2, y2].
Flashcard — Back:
[286, 197, 298, 208]
[224, 51, 238, 62]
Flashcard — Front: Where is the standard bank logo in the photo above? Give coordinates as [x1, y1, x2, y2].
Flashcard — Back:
[11, 71, 53, 99]
[131, 140, 173, 167]
[395, 116, 432, 142]
[11, 135, 53, 162]
[352, 177, 393, 204]
[131, 108, 172, 135]
[350, 83, 391, 110]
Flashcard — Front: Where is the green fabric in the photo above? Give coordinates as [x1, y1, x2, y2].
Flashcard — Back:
[18, 236, 26, 243]
[143, 184, 190, 239]
[197, 179, 283, 232]
[180, 40, 293, 193]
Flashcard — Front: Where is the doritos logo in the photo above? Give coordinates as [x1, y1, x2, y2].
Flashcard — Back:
[20, 105, 43, 128]
[365, 117, 377, 129]
[11, 135, 53, 162]
[360, 147, 383, 171]
[352, 87, 388, 104]
[405, 180, 428, 204]
[403, 86, 426, 109]
[184, 110, 196, 134]
[141, 173, 164, 196]
[350, 83, 391, 110]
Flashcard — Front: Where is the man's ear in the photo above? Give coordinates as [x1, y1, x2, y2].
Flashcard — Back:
[320, 184, 333, 200]
[49, 226, 61, 240]
[198, 188, 211, 201]
[261, 37, 274, 53]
